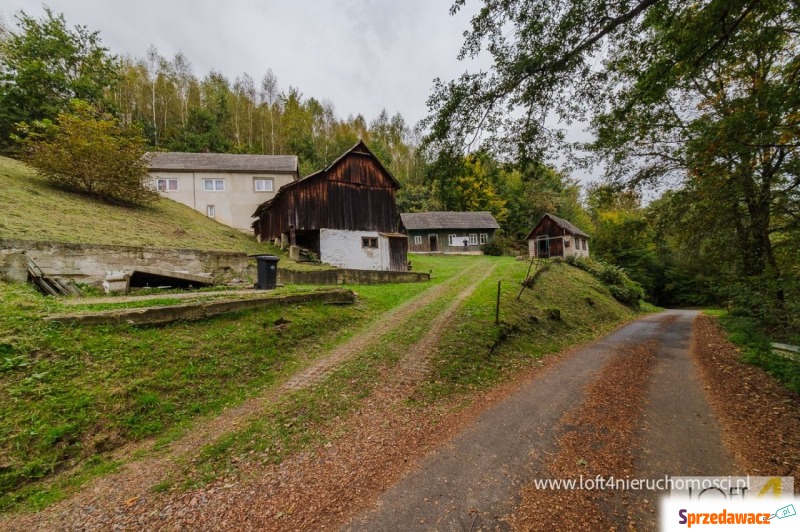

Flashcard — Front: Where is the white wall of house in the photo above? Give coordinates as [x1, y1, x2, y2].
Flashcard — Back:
[565, 235, 590, 258]
[319, 229, 389, 270]
[148, 171, 296, 231]
[528, 235, 590, 258]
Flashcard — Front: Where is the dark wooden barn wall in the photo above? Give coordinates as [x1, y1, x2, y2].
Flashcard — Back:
[255, 153, 398, 241]
[528, 216, 568, 240]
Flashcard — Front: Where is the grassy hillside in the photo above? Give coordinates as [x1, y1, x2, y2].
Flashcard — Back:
[0, 156, 266, 254]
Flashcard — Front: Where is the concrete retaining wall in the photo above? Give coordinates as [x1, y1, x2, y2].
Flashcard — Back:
[278, 268, 430, 285]
[0, 239, 251, 285]
[45, 289, 356, 326]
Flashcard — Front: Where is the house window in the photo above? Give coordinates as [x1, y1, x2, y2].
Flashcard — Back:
[469, 234, 478, 245]
[157, 178, 178, 192]
[203, 179, 225, 192]
[362, 237, 378, 248]
[414, 235, 422, 245]
[583, 239, 588, 251]
[206, 205, 215, 218]
[254, 178, 273, 192]
[448, 234, 459, 247]
[480, 233, 488, 244]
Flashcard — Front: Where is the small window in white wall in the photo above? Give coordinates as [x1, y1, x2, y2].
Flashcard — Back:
[254, 178, 273, 192]
[206, 205, 215, 218]
[469, 234, 478, 245]
[157, 178, 178, 192]
[203, 179, 225, 191]
[480, 233, 488, 244]
[362, 237, 378, 248]
[414, 235, 422, 245]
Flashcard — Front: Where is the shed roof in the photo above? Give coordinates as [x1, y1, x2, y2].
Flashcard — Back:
[146, 152, 299, 174]
[400, 211, 500, 230]
[527, 213, 590, 239]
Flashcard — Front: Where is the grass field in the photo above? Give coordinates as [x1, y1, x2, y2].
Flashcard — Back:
[0, 156, 266, 253]
[170, 257, 648, 493]
[0, 254, 477, 510]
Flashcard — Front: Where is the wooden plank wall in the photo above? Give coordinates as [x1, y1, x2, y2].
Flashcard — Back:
[255, 153, 398, 241]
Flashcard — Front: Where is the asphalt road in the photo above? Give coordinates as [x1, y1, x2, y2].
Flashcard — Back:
[343, 310, 736, 531]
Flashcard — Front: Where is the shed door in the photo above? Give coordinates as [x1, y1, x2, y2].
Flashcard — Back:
[536, 236, 550, 258]
[389, 236, 408, 272]
[429, 234, 438, 252]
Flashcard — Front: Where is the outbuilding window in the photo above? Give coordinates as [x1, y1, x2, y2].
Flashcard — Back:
[362, 237, 378, 248]
[480, 233, 488, 244]
[414, 235, 422, 245]
[469, 234, 478, 245]
[157, 178, 178, 192]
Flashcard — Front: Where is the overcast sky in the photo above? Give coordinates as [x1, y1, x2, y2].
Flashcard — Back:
[0, 1, 600, 183]
[0, 0, 488, 127]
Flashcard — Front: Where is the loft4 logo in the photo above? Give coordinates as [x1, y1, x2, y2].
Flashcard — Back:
[769, 504, 796, 521]
[671, 476, 794, 500]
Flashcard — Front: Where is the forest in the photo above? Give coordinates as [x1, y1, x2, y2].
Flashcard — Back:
[0, 4, 797, 336]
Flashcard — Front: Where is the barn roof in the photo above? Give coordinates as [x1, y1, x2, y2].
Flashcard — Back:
[251, 140, 399, 219]
[400, 211, 500, 230]
[528, 213, 590, 239]
[146, 152, 299, 174]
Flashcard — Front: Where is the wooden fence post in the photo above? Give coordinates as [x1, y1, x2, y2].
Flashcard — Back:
[495, 280, 501, 325]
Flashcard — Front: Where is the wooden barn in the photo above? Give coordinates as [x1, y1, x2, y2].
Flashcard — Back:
[400, 211, 500, 254]
[251, 141, 408, 271]
[526, 213, 590, 259]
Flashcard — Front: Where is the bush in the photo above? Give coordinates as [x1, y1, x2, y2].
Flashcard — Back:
[17, 100, 157, 206]
[479, 231, 520, 256]
[566, 255, 644, 307]
[481, 237, 505, 256]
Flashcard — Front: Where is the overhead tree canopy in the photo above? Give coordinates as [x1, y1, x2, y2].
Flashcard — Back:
[424, 0, 789, 162]
[426, 0, 799, 327]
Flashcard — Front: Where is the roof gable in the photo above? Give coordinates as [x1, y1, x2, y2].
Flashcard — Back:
[400, 211, 500, 230]
[526, 213, 590, 239]
[326, 140, 401, 188]
[252, 140, 399, 218]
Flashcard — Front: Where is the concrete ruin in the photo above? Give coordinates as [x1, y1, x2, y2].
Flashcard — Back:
[0, 239, 250, 287]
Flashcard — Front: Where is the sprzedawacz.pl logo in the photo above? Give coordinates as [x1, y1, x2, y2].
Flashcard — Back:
[678, 509, 771, 527]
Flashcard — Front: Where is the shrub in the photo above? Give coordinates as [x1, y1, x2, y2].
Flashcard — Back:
[566, 255, 644, 307]
[17, 100, 157, 206]
[481, 237, 505, 256]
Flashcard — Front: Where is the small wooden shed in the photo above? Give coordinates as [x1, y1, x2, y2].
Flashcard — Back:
[526, 213, 590, 259]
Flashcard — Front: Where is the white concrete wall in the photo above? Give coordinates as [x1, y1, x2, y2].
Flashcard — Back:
[319, 229, 386, 270]
[148, 171, 296, 232]
[565, 235, 590, 258]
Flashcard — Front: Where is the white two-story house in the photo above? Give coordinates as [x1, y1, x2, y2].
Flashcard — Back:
[146, 152, 299, 231]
